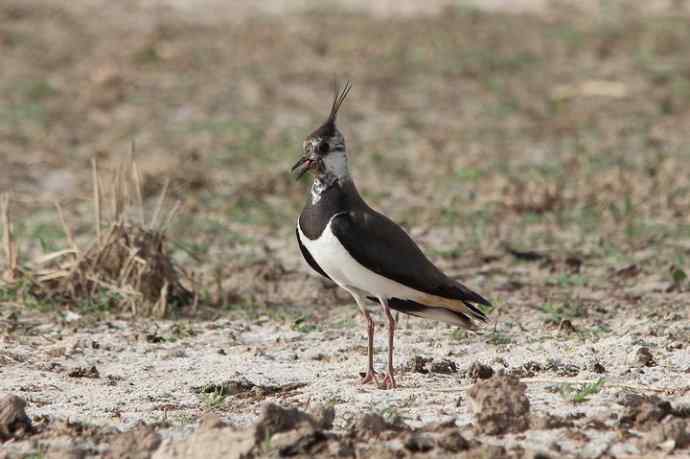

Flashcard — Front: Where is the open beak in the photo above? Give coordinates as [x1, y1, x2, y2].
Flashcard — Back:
[291, 156, 315, 179]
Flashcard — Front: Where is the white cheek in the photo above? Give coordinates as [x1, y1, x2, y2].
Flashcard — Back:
[323, 153, 349, 178]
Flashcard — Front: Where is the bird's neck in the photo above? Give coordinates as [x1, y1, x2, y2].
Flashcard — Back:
[299, 174, 366, 239]
[311, 171, 351, 205]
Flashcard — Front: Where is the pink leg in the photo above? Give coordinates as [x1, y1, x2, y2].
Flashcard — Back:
[351, 293, 379, 385]
[360, 309, 379, 385]
[379, 297, 397, 389]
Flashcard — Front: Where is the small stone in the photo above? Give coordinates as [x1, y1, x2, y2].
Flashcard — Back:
[430, 359, 458, 374]
[409, 355, 431, 374]
[636, 347, 656, 367]
[106, 375, 124, 386]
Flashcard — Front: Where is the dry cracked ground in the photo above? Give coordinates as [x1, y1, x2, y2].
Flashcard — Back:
[1, 0, 690, 458]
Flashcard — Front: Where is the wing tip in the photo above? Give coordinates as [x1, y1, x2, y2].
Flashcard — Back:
[387, 297, 490, 329]
[462, 300, 490, 323]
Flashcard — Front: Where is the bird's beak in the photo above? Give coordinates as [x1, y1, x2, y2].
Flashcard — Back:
[291, 155, 315, 179]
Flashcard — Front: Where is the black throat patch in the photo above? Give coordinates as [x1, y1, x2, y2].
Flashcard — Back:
[298, 179, 364, 240]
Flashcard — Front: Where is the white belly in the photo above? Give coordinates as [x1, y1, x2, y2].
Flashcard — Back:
[297, 216, 425, 301]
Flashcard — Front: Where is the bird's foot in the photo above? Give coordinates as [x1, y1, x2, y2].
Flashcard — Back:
[360, 369, 380, 385]
[382, 372, 397, 389]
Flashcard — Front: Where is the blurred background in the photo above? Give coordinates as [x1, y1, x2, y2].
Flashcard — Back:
[2, 0, 690, 314]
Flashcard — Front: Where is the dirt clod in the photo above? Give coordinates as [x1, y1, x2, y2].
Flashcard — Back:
[108, 424, 161, 459]
[591, 362, 606, 374]
[46, 448, 86, 459]
[530, 414, 574, 430]
[616, 392, 663, 408]
[279, 430, 328, 457]
[193, 379, 306, 399]
[467, 375, 530, 435]
[352, 413, 409, 438]
[468, 361, 494, 380]
[409, 355, 432, 374]
[311, 405, 335, 431]
[435, 429, 472, 453]
[636, 347, 657, 367]
[545, 359, 580, 377]
[0, 394, 32, 441]
[250, 404, 338, 457]
[643, 419, 690, 452]
[509, 361, 543, 378]
[253, 403, 318, 445]
[152, 427, 253, 459]
[430, 359, 458, 374]
[465, 444, 508, 459]
[558, 319, 577, 334]
[621, 400, 673, 431]
[68, 366, 100, 379]
[404, 432, 435, 452]
[197, 414, 226, 431]
[674, 405, 690, 419]
[278, 430, 332, 457]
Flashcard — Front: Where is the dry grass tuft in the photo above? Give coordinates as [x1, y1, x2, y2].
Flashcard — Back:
[1, 193, 20, 283]
[2, 156, 192, 317]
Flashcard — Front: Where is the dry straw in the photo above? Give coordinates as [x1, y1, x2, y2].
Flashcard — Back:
[1, 155, 192, 317]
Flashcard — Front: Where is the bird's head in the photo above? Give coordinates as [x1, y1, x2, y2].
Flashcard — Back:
[291, 81, 352, 182]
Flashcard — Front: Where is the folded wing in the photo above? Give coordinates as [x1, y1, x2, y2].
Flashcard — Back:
[331, 209, 490, 325]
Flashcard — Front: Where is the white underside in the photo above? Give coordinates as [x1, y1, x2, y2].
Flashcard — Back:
[297, 215, 467, 325]
[298, 215, 424, 299]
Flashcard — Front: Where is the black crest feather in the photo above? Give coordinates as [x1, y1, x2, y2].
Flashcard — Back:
[309, 80, 352, 139]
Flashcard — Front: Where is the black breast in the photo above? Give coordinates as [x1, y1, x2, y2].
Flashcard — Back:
[298, 179, 364, 240]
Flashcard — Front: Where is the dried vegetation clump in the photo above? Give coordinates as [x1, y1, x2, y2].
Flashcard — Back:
[1, 157, 192, 317]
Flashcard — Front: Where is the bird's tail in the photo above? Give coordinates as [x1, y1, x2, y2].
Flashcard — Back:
[385, 297, 487, 329]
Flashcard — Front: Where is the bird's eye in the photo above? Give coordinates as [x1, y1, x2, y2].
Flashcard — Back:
[319, 142, 330, 154]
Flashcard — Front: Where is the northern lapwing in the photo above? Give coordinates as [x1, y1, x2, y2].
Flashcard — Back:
[292, 82, 491, 389]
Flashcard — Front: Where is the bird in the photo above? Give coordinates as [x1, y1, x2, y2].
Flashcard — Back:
[291, 82, 491, 389]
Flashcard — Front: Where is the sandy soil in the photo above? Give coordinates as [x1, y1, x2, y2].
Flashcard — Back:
[1, 303, 689, 457]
